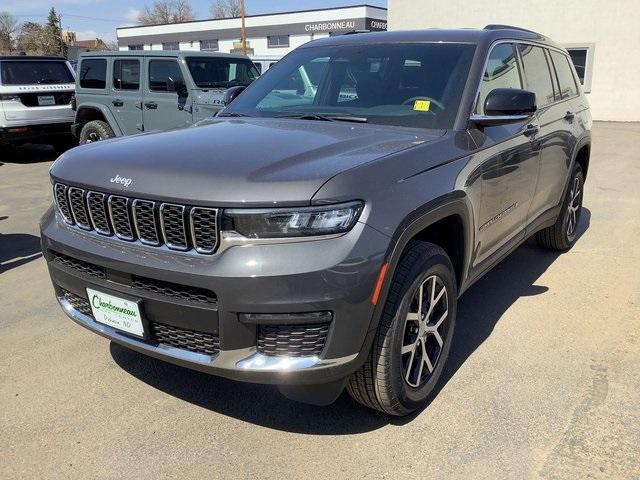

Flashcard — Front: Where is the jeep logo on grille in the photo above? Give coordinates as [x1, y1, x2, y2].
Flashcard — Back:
[110, 174, 133, 188]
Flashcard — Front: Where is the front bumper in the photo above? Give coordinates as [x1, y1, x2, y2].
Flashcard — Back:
[41, 206, 389, 385]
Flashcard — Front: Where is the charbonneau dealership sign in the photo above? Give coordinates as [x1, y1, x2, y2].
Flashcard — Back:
[304, 19, 388, 32]
[305, 20, 356, 32]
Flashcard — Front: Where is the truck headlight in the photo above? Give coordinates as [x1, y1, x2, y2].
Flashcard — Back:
[225, 201, 364, 239]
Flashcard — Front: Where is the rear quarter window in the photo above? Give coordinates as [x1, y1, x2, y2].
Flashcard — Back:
[79, 59, 107, 89]
[550, 50, 579, 98]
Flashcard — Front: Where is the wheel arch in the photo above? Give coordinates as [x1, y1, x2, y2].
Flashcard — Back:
[377, 191, 474, 308]
[74, 104, 122, 136]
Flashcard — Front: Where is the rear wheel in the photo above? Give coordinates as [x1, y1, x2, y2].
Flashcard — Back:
[347, 241, 457, 416]
[535, 163, 584, 250]
[79, 120, 115, 144]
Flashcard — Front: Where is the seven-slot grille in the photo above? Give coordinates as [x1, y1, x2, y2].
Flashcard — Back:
[54, 183, 219, 254]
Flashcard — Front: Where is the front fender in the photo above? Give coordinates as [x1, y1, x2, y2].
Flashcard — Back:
[74, 103, 123, 136]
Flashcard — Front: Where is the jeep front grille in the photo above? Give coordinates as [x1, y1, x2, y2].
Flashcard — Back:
[54, 183, 220, 254]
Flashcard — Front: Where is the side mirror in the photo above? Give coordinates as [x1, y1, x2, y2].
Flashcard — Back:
[470, 88, 536, 126]
[223, 85, 246, 106]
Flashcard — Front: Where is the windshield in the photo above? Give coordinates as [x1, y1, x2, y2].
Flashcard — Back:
[0, 60, 74, 86]
[224, 42, 476, 129]
[186, 57, 260, 89]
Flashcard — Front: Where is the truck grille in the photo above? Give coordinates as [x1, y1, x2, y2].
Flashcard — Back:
[61, 289, 220, 356]
[257, 323, 330, 357]
[54, 183, 220, 254]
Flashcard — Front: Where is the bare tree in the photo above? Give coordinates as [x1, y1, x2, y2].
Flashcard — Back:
[210, 0, 242, 19]
[0, 11, 19, 53]
[138, 0, 195, 25]
[16, 22, 46, 54]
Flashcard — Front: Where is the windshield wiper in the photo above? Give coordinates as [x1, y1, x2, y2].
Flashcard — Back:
[276, 113, 368, 123]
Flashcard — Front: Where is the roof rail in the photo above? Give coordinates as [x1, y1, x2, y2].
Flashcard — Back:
[484, 24, 536, 34]
[343, 29, 371, 35]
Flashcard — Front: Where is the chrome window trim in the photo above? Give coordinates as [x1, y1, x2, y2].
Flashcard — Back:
[159, 203, 189, 251]
[189, 207, 220, 254]
[86, 191, 112, 236]
[67, 187, 92, 231]
[471, 39, 579, 117]
[132, 199, 160, 246]
[108, 195, 135, 241]
[54, 183, 74, 225]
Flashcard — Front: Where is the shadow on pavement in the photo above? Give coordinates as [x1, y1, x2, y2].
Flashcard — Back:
[0, 230, 43, 274]
[0, 144, 60, 164]
[110, 209, 590, 434]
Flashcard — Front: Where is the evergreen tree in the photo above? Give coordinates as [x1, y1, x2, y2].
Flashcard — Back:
[45, 8, 67, 57]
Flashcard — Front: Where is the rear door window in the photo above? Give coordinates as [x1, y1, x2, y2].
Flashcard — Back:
[518, 44, 556, 106]
[79, 59, 107, 89]
[113, 59, 140, 90]
[1, 60, 74, 86]
[476, 43, 522, 114]
[550, 50, 578, 99]
[148, 60, 184, 92]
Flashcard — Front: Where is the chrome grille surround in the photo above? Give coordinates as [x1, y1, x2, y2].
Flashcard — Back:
[190, 207, 220, 254]
[132, 199, 160, 246]
[86, 191, 111, 235]
[68, 187, 91, 230]
[159, 203, 188, 251]
[54, 183, 74, 224]
[108, 195, 134, 241]
[53, 183, 219, 255]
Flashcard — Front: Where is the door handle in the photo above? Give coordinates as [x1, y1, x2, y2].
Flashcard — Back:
[144, 102, 158, 110]
[112, 99, 124, 107]
[523, 124, 539, 137]
[564, 111, 575, 121]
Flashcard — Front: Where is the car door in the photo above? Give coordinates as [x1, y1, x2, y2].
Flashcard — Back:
[143, 57, 192, 132]
[469, 42, 541, 268]
[518, 44, 578, 222]
[110, 57, 143, 135]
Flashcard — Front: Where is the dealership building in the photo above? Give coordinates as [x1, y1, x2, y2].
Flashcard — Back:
[389, 0, 640, 121]
[117, 5, 387, 71]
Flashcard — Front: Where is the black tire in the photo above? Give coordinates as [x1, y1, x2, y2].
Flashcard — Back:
[79, 120, 115, 144]
[535, 163, 584, 251]
[347, 241, 457, 416]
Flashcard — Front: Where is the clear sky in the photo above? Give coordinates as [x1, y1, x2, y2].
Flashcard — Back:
[6, 0, 387, 42]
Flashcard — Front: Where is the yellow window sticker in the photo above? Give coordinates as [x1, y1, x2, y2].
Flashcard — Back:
[413, 99, 431, 112]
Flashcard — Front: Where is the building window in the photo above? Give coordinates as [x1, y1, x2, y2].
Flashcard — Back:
[162, 42, 179, 51]
[267, 35, 289, 48]
[128, 44, 143, 51]
[567, 48, 590, 87]
[200, 39, 219, 51]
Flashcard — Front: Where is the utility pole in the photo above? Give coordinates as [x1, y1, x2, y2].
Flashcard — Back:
[240, 0, 247, 54]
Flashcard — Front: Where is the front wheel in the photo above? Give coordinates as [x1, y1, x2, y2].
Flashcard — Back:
[347, 241, 457, 416]
[79, 120, 115, 144]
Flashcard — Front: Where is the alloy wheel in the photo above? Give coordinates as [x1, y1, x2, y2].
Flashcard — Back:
[566, 176, 582, 238]
[401, 275, 449, 388]
[86, 132, 101, 143]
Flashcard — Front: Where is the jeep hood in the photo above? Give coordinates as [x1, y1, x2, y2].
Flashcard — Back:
[51, 118, 444, 207]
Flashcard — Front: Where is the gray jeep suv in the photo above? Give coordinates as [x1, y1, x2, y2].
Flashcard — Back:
[41, 26, 591, 415]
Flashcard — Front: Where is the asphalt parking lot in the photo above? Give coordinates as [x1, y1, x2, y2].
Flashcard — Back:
[1, 122, 639, 479]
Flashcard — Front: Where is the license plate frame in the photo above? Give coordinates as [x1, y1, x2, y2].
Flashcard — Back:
[37, 95, 56, 106]
[86, 287, 145, 338]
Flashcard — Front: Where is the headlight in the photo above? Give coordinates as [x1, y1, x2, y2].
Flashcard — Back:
[225, 201, 364, 239]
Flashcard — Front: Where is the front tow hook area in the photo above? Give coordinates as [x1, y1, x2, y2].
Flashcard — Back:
[278, 377, 349, 406]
